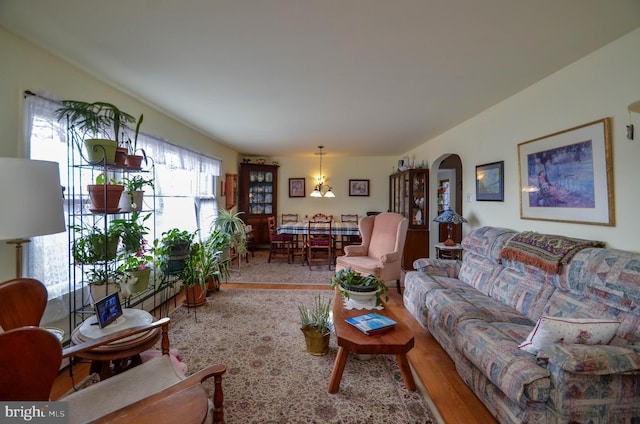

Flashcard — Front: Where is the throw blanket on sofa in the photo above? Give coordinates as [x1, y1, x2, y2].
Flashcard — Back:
[501, 231, 605, 274]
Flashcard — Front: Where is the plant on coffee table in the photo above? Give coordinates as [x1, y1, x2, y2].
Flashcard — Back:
[330, 267, 388, 307]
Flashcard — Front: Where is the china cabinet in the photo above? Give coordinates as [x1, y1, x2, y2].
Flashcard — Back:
[389, 168, 429, 269]
[238, 163, 279, 245]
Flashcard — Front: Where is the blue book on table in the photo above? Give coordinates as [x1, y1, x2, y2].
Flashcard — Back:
[345, 313, 397, 335]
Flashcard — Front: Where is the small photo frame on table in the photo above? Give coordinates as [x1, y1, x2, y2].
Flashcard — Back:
[289, 178, 305, 198]
[349, 179, 369, 196]
[518, 118, 614, 226]
[476, 161, 504, 201]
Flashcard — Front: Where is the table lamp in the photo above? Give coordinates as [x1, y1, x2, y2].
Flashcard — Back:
[0, 158, 66, 278]
[433, 208, 467, 246]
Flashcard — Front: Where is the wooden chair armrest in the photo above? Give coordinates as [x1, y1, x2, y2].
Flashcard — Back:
[87, 363, 227, 424]
[63, 317, 171, 359]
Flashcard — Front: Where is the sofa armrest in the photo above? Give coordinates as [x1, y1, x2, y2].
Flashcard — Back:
[413, 258, 461, 278]
[543, 343, 640, 375]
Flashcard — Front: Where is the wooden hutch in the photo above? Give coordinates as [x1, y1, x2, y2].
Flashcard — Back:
[238, 163, 279, 246]
[389, 168, 429, 269]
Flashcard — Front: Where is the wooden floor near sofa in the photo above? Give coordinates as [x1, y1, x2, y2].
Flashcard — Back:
[52, 283, 497, 424]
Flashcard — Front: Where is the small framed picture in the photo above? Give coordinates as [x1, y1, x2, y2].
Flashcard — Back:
[289, 178, 305, 198]
[349, 179, 370, 197]
[476, 161, 504, 201]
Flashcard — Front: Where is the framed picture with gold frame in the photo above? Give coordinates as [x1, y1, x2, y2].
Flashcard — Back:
[518, 118, 614, 226]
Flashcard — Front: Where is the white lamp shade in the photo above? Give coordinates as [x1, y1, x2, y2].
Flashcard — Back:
[0, 158, 66, 240]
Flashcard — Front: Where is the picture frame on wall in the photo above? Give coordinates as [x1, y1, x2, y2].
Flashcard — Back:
[476, 161, 504, 201]
[518, 118, 614, 226]
[289, 178, 305, 198]
[349, 179, 369, 196]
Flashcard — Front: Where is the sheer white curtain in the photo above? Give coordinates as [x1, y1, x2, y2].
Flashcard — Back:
[23, 92, 222, 322]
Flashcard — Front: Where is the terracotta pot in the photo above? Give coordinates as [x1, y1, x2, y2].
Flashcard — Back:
[184, 284, 207, 307]
[114, 147, 128, 166]
[87, 184, 124, 213]
[125, 154, 144, 169]
[84, 138, 117, 164]
[206, 276, 220, 294]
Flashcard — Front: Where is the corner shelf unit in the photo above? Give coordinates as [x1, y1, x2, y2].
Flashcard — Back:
[65, 128, 158, 330]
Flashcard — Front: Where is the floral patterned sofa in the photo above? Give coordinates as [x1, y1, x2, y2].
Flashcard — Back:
[403, 226, 640, 423]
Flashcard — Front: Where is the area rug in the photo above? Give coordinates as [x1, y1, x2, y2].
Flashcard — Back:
[225, 249, 335, 285]
[168, 289, 438, 423]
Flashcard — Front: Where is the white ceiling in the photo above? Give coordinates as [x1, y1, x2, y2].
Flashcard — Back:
[2, 1, 640, 157]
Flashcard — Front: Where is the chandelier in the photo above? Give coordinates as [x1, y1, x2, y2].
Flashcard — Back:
[310, 145, 335, 198]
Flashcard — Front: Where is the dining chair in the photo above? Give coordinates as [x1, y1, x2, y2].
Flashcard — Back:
[307, 215, 333, 270]
[339, 214, 362, 254]
[281, 213, 305, 263]
[267, 216, 293, 263]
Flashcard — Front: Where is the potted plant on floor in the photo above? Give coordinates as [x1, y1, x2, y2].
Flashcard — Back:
[54, 100, 137, 164]
[203, 229, 231, 293]
[330, 267, 389, 307]
[212, 208, 248, 265]
[299, 294, 332, 356]
[119, 175, 154, 212]
[180, 241, 210, 307]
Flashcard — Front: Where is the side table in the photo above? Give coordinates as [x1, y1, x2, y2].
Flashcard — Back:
[71, 308, 161, 380]
[435, 243, 464, 260]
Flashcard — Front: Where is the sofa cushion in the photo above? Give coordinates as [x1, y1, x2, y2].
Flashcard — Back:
[456, 319, 551, 404]
[543, 343, 640, 374]
[489, 267, 556, 321]
[425, 285, 534, 336]
[518, 316, 620, 355]
[461, 226, 517, 263]
[458, 253, 505, 295]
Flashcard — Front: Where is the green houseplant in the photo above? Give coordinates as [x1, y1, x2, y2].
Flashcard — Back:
[109, 212, 151, 254]
[70, 224, 120, 264]
[154, 228, 196, 276]
[203, 230, 231, 292]
[87, 173, 125, 213]
[180, 241, 210, 307]
[299, 294, 332, 356]
[212, 208, 248, 260]
[54, 100, 137, 164]
[119, 175, 154, 212]
[117, 244, 154, 297]
[124, 113, 147, 169]
[330, 267, 389, 307]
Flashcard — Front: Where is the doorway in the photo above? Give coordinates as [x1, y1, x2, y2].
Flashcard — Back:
[431, 154, 463, 254]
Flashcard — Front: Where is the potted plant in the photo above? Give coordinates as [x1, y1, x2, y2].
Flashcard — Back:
[54, 100, 137, 164]
[330, 267, 389, 307]
[203, 230, 231, 293]
[119, 175, 154, 212]
[154, 228, 196, 275]
[212, 208, 248, 262]
[116, 240, 154, 297]
[88, 173, 125, 213]
[70, 224, 121, 264]
[180, 241, 209, 307]
[125, 113, 147, 169]
[299, 294, 332, 356]
[109, 212, 151, 254]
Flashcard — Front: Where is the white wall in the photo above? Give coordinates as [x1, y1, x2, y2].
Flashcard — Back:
[0, 28, 240, 281]
[405, 28, 640, 253]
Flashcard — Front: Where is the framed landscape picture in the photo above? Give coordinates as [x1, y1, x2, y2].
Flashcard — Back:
[518, 118, 614, 226]
[289, 178, 305, 198]
[349, 179, 369, 196]
[476, 161, 504, 201]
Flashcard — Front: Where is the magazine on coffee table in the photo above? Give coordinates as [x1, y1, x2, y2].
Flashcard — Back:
[345, 313, 397, 335]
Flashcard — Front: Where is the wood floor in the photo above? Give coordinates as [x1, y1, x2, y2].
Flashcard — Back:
[53, 283, 497, 424]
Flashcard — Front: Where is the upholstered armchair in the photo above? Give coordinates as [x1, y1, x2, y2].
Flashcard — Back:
[335, 212, 409, 293]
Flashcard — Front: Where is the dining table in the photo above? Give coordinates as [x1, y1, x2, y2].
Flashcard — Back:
[277, 221, 360, 237]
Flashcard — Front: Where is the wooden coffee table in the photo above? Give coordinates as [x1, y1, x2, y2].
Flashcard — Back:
[328, 288, 416, 394]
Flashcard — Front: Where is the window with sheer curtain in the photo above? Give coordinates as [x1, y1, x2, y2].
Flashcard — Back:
[24, 93, 221, 308]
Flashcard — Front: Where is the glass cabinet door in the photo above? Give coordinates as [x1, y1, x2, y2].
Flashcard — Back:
[249, 170, 274, 215]
[410, 171, 427, 227]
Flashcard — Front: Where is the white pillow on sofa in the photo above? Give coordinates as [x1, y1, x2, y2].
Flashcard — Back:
[518, 316, 620, 355]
